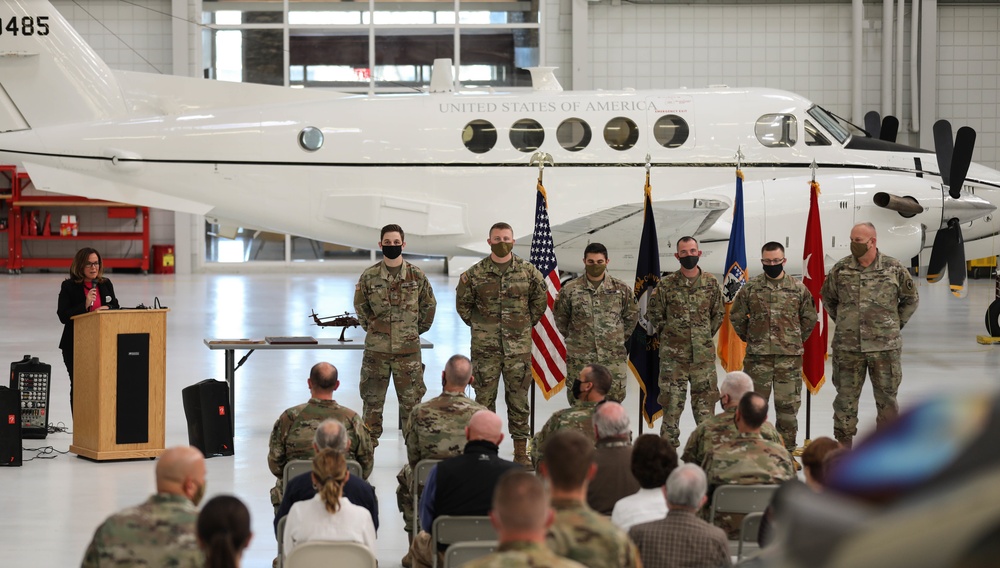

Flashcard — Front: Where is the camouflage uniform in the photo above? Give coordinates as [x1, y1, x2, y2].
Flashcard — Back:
[647, 269, 724, 447]
[396, 391, 485, 532]
[464, 541, 588, 568]
[554, 275, 639, 404]
[703, 431, 796, 537]
[267, 398, 374, 506]
[456, 256, 547, 440]
[820, 251, 918, 443]
[531, 400, 599, 468]
[547, 498, 642, 568]
[354, 260, 436, 445]
[680, 407, 784, 467]
[730, 273, 817, 451]
[81, 493, 202, 568]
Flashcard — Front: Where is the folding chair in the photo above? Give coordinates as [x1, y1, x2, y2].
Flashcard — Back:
[346, 459, 362, 478]
[708, 485, 778, 524]
[284, 541, 376, 568]
[276, 516, 287, 568]
[444, 541, 499, 568]
[737, 511, 765, 561]
[412, 458, 441, 537]
[283, 459, 313, 493]
[431, 516, 497, 568]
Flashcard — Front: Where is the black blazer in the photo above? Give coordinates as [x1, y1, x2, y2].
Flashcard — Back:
[57, 278, 120, 351]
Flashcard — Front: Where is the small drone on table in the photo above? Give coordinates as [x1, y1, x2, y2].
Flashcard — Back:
[310, 310, 361, 342]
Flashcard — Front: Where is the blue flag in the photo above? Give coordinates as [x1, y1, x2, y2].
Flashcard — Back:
[718, 170, 748, 371]
[628, 172, 662, 428]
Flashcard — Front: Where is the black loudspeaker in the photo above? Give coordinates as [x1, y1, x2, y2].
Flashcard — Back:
[0, 386, 22, 467]
[182, 379, 234, 457]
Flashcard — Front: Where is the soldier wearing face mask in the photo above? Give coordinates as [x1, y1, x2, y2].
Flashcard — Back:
[821, 222, 918, 448]
[554, 243, 639, 405]
[647, 236, 724, 447]
[531, 363, 611, 469]
[729, 241, 817, 453]
[354, 223, 437, 448]
[456, 222, 547, 467]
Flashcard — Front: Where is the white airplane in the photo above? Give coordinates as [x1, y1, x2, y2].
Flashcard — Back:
[1, 0, 998, 292]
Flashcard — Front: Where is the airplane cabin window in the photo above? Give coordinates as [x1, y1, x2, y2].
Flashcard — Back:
[604, 117, 639, 151]
[653, 114, 690, 148]
[755, 113, 798, 148]
[298, 127, 325, 151]
[510, 119, 545, 153]
[805, 120, 831, 146]
[557, 118, 592, 152]
[463, 120, 498, 154]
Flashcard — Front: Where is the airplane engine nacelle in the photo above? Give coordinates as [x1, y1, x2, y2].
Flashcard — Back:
[872, 220, 923, 262]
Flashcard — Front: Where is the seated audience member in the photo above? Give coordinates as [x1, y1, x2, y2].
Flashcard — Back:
[587, 401, 641, 515]
[542, 431, 641, 568]
[611, 434, 678, 531]
[275, 418, 378, 533]
[408, 410, 522, 568]
[758, 437, 842, 547]
[198, 495, 253, 568]
[681, 371, 783, 468]
[464, 471, 586, 568]
[397, 354, 484, 538]
[81, 446, 206, 568]
[268, 362, 374, 507]
[282, 448, 377, 561]
[532, 364, 610, 468]
[703, 392, 796, 537]
[629, 464, 731, 568]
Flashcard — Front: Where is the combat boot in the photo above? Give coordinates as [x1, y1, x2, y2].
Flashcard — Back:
[514, 439, 532, 469]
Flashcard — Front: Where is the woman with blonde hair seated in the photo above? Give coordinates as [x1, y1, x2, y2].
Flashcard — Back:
[282, 448, 377, 561]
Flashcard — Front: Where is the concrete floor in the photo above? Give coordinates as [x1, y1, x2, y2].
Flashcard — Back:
[1, 269, 998, 566]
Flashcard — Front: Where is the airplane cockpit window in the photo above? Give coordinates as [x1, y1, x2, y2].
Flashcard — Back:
[298, 127, 324, 152]
[463, 119, 497, 154]
[755, 114, 798, 148]
[510, 119, 545, 153]
[604, 117, 639, 151]
[804, 120, 831, 146]
[653, 114, 690, 148]
[807, 105, 851, 144]
[557, 118, 592, 152]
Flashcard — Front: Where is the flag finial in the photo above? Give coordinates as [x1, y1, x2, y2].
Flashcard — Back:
[735, 146, 744, 171]
[810, 159, 818, 183]
[531, 152, 554, 183]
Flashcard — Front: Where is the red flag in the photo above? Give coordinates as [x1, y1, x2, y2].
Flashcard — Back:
[802, 180, 828, 394]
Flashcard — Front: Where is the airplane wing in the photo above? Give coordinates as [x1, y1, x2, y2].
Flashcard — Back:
[550, 197, 731, 252]
[21, 161, 213, 215]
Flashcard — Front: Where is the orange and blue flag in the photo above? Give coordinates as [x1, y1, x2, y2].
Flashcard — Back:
[717, 170, 748, 371]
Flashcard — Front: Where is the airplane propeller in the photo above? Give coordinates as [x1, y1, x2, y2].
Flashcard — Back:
[927, 120, 977, 297]
[864, 110, 900, 143]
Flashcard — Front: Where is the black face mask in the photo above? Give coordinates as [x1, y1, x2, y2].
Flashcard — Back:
[678, 255, 699, 270]
[762, 263, 784, 279]
[572, 380, 587, 401]
[382, 245, 402, 260]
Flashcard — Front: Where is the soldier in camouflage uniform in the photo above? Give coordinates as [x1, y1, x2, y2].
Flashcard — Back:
[730, 242, 817, 451]
[456, 222, 547, 465]
[681, 371, 784, 467]
[532, 363, 611, 468]
[81, 446, 206, 568]
[354, 223, 436, 447]
[541, 431, 642, 568]
[821, 222, 918, 447]
[267, 362, 374, 506]
[464, 472, 587, 568]
[648, 236, 724, 447]
[703, 392, 796, 537]
[396, 354, 485, 534]
[554, 243, 639, 404]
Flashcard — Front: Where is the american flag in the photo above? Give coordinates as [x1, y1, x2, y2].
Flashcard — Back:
[529, 180, 567, 399]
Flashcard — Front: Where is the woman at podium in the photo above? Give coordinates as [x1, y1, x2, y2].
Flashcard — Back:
[57, 247, 120, 413]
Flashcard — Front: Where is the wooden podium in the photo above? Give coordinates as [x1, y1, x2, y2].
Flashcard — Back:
[69, 309, 168, 461]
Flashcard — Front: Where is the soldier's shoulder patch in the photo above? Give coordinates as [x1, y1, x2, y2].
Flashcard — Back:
[905, 278, 914, 291]
[460, 272, 469, 284]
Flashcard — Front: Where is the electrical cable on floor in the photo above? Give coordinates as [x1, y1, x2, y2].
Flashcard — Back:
[47, 422, 71, 435]
[22, 445, 69, 461]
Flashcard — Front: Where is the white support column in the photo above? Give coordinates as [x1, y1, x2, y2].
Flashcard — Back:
[919, 0, 937, 149]
[173, 0, 195, 274]
[571, 0, 590, 90]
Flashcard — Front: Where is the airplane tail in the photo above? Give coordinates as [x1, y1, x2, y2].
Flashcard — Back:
[0, 0, 126, 132]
